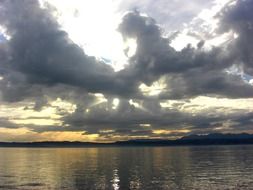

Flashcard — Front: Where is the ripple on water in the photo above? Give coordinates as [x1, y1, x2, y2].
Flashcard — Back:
[0, 146, 253, 190]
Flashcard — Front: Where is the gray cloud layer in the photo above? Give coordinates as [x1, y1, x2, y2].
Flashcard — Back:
[218, 0, 253, 75]
[0, 0, 137, 101]
[118, 10, 253, 99]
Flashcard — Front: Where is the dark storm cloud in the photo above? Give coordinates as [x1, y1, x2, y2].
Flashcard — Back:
[218, 0, 253, 75]
[0, 0, 252, 102]
[0, 0, 253, 138]
[229, 112, 253, 131]
[33, 102, 253, 138]
[23, 98, 192, 134]
[118, 11, 253, 99]
[0, 117, 20, 129]
[0, 0, 137, 102]
[159, 69, 253, 99]
[59, 98, 239, 135]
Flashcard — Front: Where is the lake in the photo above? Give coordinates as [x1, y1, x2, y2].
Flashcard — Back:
[0, 145, 253, 190]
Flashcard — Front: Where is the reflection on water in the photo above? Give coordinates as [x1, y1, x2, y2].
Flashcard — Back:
[0, 145, 253, 189]
[111, 169, 120, 190]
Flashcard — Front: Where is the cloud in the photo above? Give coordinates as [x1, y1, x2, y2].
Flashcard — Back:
[217, 0, 253, 75]
[0, 0, 138, 102]
[0, 117, 20, 129]
[117, 0, 214, 31]
[118, 11, 253, 99]
[159, 68, 253, 99]
[26, 100, 253, 139]
[0, 1, 252, 102]
[0, 0, 252, 140]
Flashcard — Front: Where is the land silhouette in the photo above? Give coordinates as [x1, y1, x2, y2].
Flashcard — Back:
[1, 133, 253, 147]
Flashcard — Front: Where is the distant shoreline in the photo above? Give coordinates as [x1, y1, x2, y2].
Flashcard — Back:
[1, 142, 253, 148]
[1, 133, 253, 147]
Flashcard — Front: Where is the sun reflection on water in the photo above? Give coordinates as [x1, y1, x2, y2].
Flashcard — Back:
[111, 169, 120, 190]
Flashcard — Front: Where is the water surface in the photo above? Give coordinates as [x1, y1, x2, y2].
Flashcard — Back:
[1, 145, 253, 189]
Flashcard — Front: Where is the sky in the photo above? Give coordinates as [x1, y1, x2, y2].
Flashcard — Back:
[0, 0, 253, 142]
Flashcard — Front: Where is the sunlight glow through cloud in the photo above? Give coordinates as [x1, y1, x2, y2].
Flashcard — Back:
[112, 98, 120, 109]
[41, 0, 130, 71]
[139, 78, 167, 96]
[171, 0, 233, 50]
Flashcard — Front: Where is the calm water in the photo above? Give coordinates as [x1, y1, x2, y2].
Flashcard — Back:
[1, 145, 253, 190]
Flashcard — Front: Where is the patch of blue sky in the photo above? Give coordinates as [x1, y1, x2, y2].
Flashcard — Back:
[242, 73, 253, 84]
[0, 33, 6, 43]
[225, 65, 253, 84]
